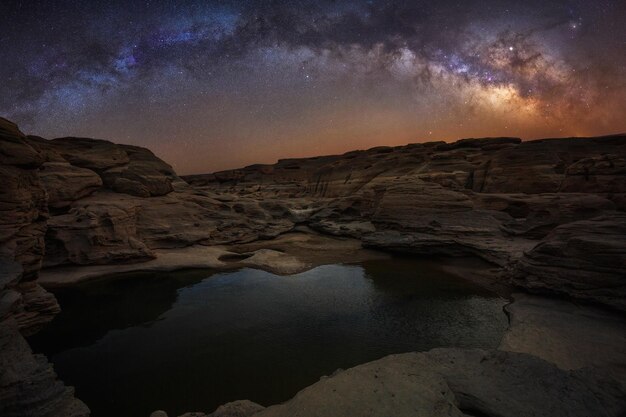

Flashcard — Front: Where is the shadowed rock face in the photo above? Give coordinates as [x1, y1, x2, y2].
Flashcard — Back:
[0, 118, 86, 417]
[0, 118, 52, 333]
[15, 134, 302, 269]
[0, 319, 89, 417]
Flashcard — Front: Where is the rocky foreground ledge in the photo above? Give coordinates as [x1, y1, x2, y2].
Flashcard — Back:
[157, 348, 624, 417]
[1, 116, 625, 416]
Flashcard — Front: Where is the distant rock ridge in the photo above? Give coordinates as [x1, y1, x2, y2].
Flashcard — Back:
[185, 131, 626, 310]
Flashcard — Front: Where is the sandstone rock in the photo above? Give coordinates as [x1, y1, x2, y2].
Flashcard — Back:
[38, 245, 230, 287]
[371, 178, 474, 225]
[237, 249, 308, 275]
[28, 135, 178, 197]
[135, 190, 295, 248]
[100, 158, 174, 197]
[252, 348, 625, 417]
[476, 193, 616, 238]
[434, 136, 521, 151]
[209, 400, 265, 417]
[0, 165, 47, 280]
[0, 319, 90, 417]
[0, 118, 56, 334]
[36, 137, 130, 171]
[10, 282, 60, 336]
[500, 294, 626, 383]
[194, 134, 625, 275]
[508, 214, 626, 311]
[44, 199, 155, 266]
[145, 395, 263, 416]
[561, 153, 626, 194]
[0, 118, 44, 167]
[38, 162, 102, 209]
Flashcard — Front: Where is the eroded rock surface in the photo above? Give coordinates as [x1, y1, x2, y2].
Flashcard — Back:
[2, 117, 626, 417]
[0, 118, 88, 416]
[12, 123, 623, 311]
[0, 319, 90, 417]
[507, 214, 626, 311]
[200, 349, 624, 417]
[500, 293, 626, 384]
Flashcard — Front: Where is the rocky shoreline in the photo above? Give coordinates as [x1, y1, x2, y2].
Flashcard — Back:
[1, 116, 625, 416]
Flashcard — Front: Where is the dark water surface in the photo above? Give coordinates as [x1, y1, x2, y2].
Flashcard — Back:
[29, 258, 508, 417]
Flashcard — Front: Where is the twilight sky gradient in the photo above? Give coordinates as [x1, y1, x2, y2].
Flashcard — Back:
[1, 0, 625, 174]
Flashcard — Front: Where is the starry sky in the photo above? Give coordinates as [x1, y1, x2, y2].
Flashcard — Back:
[1, 0, 625, 174]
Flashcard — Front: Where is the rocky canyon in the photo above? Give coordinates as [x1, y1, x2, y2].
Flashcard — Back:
[1, 116, 625, 417]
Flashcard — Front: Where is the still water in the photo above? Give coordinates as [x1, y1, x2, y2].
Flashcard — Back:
[29, 258, 508, 417]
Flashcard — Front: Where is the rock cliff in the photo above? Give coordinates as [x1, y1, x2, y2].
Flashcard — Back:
[0, 118, 87, 417]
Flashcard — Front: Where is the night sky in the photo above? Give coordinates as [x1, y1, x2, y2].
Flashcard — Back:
[1, 1, 625, 174]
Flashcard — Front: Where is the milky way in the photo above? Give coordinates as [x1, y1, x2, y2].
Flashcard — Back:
[1, 0, 625, 173]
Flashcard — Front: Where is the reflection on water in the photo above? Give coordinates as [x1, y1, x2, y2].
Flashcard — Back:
[29, 258, 508, 417]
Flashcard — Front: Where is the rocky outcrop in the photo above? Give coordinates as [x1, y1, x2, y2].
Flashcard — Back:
[27, 135, 178, 198]
[22, 126, 617, 307]
[186, 133, 626, 309]
[561, 152, 626, 201]
[0, 319, 90, 417]
[38, 162, 102, 210]
[507, 214, 626, 311]
[500, 293, 626, 380]
[0, 118, 86, 416]
[44, 199, 156, 266]
[192, 348, 624, 417]
[11, 133, 303, 268]
[151, 400, 265, 417]
[0, 118, 55, 334]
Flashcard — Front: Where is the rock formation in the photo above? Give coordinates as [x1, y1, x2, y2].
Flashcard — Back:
[508, 214, 626, 310]
[252, 348, 625, 417]
[186, 133, 626, 310]
[165, 348, 624, 417]
[0, 319, 89, 417]
[1, 115, 625, 417]
[0, 118, 87, 417]
[4, 120, 623, 311]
